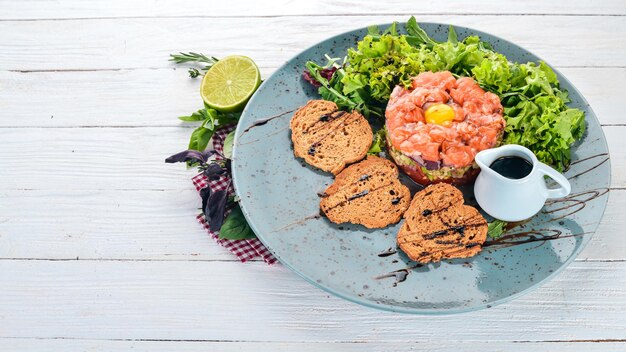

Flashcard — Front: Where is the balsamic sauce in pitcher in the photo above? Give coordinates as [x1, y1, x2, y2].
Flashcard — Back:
[489, 156, 533, 179]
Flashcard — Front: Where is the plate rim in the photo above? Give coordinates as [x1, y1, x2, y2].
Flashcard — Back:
[232, 21, 611, 314]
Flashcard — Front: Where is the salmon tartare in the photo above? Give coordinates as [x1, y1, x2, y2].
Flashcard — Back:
[385, 71, 506, 185]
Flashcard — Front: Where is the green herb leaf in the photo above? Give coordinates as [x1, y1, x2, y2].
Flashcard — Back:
[223, 131, 235, 159]
[188, 68, 201, 78]
[219, 204, 256, 240]
[178, 109, 209, 122]
[217, 112, 241, 125]
[180, 106, 241, 152]
[305, 61, 358, 111]
[447, 25, 458, 44]
[367, 129, 386, 155]
[367, 25, 380, 35]
[487, 220, 508, 239]
[383, 22, 398, 36]
[188, 124, 214, 151]
[406, 16, 438, 47]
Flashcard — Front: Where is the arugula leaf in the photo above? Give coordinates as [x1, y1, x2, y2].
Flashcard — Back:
[219, 204, 256, 240]
[383, 22, 398, 36]
[406, 16, 438, 47]
[367, 25, 380, 35]
[305, 61, 357, 111]
[487, 220, 508, 239]
[447, 25, 458, 44]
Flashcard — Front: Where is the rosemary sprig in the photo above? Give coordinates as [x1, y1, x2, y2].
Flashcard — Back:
[169, 52, 218, 65]
[188, 68, 201, 78]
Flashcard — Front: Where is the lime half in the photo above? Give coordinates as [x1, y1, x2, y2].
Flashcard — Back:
[200, 55, 261, 113]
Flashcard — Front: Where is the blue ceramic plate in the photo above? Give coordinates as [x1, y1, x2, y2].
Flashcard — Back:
[232, 22, 610, 313]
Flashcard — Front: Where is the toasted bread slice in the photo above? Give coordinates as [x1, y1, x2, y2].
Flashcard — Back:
[290, 100, 373, 174]
[397, 183, 487, 263]
[320, 156, 411, 228]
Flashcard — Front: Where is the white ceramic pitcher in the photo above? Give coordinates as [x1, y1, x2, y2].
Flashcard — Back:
[474, 144, 571, 222]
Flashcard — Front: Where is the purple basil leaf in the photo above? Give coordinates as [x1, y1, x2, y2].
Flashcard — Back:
[202, 149, 218, 160]
[165, 150, 207, 164]
[204, 163, 226, 180]
[200, 187, 211, 214]
[207, 189, 229, 232]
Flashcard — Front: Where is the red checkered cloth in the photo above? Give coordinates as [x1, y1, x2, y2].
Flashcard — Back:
[192, 125, 278, 265]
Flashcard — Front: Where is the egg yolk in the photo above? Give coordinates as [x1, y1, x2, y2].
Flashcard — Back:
[424, 104, 455, 126]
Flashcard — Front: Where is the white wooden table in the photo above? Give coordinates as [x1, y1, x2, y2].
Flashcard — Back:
[1, 1, 625, 351]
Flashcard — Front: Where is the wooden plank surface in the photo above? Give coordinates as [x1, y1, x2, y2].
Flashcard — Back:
[0, 339, 625, 352]
[1, 15, 625, 72]
[0, 260, 625, 342]
[1, 0, 625, 19]
[0, 189, 234, 261]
